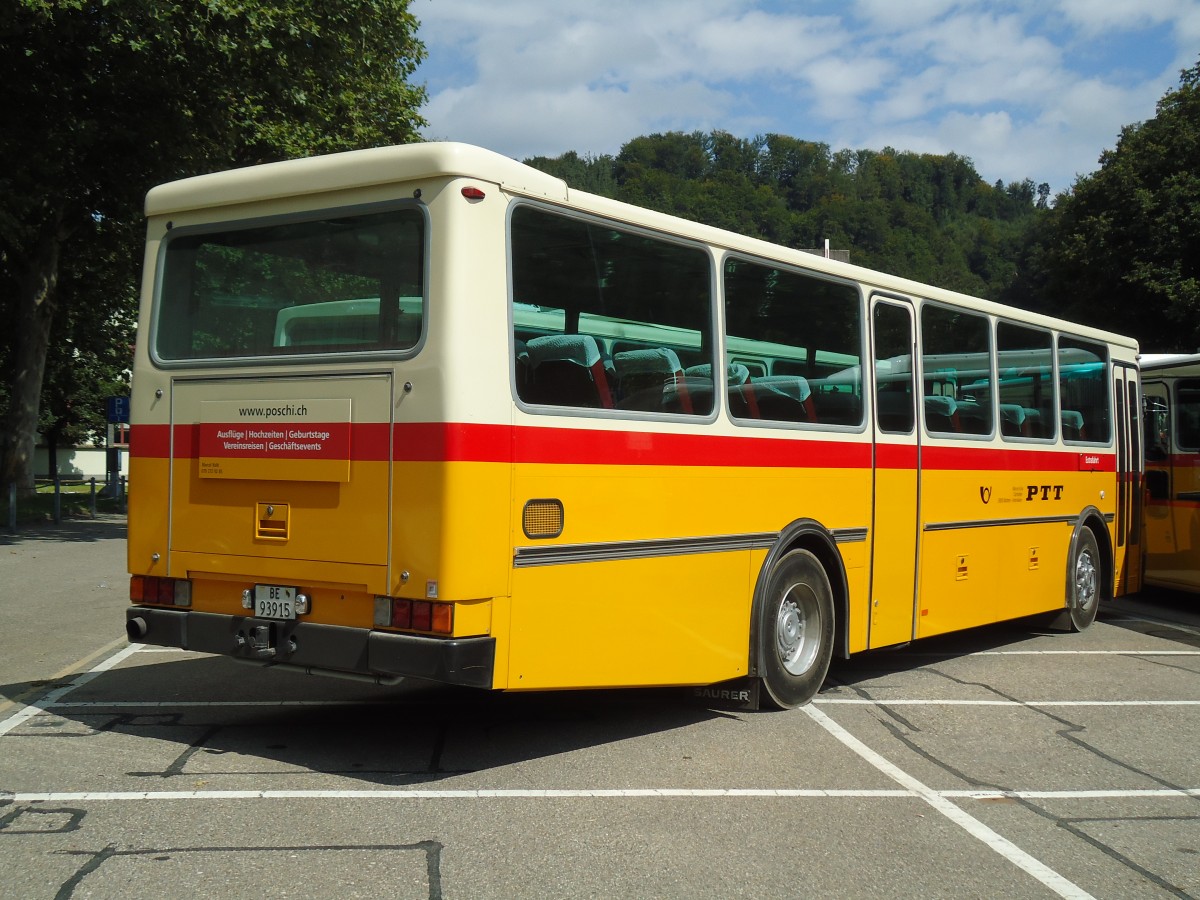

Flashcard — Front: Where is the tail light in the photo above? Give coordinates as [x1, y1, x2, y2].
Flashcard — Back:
[373, 596, 453, 635]
[130, 575, 192, 607]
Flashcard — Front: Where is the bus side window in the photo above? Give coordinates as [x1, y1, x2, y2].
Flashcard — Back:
[1058, 336, 1111, 444]
[921, 304, 994, 437]
[510, 206, 714, 416]
[1177, 381, 1200, 450]
[724, 257, 863, 427]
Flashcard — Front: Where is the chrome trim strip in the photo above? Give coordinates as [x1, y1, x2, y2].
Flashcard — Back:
[924, 514, 1112, 532]
[513, 533, 778, 568]
[832, 528, 869, 544]
[513, 525, 871, 568]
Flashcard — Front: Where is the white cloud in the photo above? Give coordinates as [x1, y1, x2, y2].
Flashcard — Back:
[848, 0, 970, 31]
[1056, 0, 1192, 35]
[414, 0, 1198, 191]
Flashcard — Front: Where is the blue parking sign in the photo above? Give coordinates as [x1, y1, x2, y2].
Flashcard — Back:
[107, 396, 130, 424]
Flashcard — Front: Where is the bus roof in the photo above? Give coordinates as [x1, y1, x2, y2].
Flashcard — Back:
[1140, 352, 1200, 372]
[144, 142, 568, 216]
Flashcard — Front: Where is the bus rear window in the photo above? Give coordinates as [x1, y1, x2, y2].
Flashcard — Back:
[155, 207, 424, 361]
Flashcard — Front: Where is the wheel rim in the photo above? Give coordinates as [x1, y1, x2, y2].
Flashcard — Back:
[776, 582, 822, 676]
[1074, 547, 1097, 613]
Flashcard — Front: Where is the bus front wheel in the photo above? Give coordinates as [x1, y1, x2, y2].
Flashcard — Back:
[1068, 528, 1101, 632]
[758, 549, 835, 709]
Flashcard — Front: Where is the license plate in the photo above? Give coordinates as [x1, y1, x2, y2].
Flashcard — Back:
[254, 584, 298, 620]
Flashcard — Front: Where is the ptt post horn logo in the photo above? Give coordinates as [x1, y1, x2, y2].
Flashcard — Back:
[979, 486, 992, 504]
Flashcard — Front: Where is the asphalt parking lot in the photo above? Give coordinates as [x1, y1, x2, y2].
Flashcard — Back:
[1, 519, 1198, 899]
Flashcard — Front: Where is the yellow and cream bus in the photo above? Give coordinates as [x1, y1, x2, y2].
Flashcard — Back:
[1141, 352, 1200, 593]
[125, 142, 1142, 708]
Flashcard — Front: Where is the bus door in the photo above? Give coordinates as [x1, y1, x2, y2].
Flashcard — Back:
[869, 297, 920, 647]
[1113, 364, 1143, 595]
[1144, 376, 1200, 591]
[167, 374, 395, 580]
[1143, 380, 1174, 581]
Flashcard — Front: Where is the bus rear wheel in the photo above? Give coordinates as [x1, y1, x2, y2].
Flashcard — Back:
[758, 549, 834, 709]
[1068, 528, 1101, 631]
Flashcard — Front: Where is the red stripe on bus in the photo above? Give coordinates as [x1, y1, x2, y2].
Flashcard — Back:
[875, 443, 917, 468]
[130, 424, 172, 458]
[507, 426, 871, 468]
[135, 421, 1116, 473]
[391, 423, 870, 468]
[922, 445, 1116, 472]
[394, 423, 512, 462]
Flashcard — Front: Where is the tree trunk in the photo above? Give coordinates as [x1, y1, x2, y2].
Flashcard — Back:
[1, 224, 63, 497]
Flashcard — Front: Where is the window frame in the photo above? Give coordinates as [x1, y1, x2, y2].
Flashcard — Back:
[507, 200, 720, 423]
[995, 318, 1058, 444]
[918, 300, 996, 440]
[1056, 333, 1113, 447]
[150, 199, 429, 370]
[721, 251, 868, 433]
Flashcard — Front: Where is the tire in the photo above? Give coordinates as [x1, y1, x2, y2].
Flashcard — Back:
[1068, 528, 1102, 631]
[758, 549, 835, 708]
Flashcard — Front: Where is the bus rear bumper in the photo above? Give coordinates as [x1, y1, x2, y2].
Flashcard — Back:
[126, 607, 496, 689]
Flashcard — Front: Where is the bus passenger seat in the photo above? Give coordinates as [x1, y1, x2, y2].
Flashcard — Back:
[524, 334, 614, 409]
[1061, 409, 1085, 441]
[684, 362, 752, 386]
[1022, 408, 1043, 438]
[956, 400, 989, 434]
[924, 395, 959, 433]
[614, 348, 692, 413]
[876, 390, 914, 432]
[813, 390, 861, 426]
[999, 404, 1026, 437]
[753, 376, 815, 423]
[514, 339, 531, 396]
[687, 363, 754, 418]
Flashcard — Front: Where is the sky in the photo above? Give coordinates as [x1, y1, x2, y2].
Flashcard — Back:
[412, 0, 1200, 195]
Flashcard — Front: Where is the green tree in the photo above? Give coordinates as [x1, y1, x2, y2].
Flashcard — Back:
[529, 130, 1043, 309]
[0, 0, 427, 493]
[523, 150, 618, 198]
[1011, 59, 1200, 348]
[37, 215, 139, 479]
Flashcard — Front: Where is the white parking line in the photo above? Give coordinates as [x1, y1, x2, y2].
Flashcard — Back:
[949, 789, 1200, 800]
[0, 643, 141, 738]
[803, 704, 1097, 900]
[816, 699, 1200, 706]
[908, 649, 1200, 656]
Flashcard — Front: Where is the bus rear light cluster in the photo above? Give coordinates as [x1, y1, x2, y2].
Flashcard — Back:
[374, 596, 453, 635]
[130, 575, 192, 607]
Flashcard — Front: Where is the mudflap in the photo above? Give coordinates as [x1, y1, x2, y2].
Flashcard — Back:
[686, 676, 761, 711]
